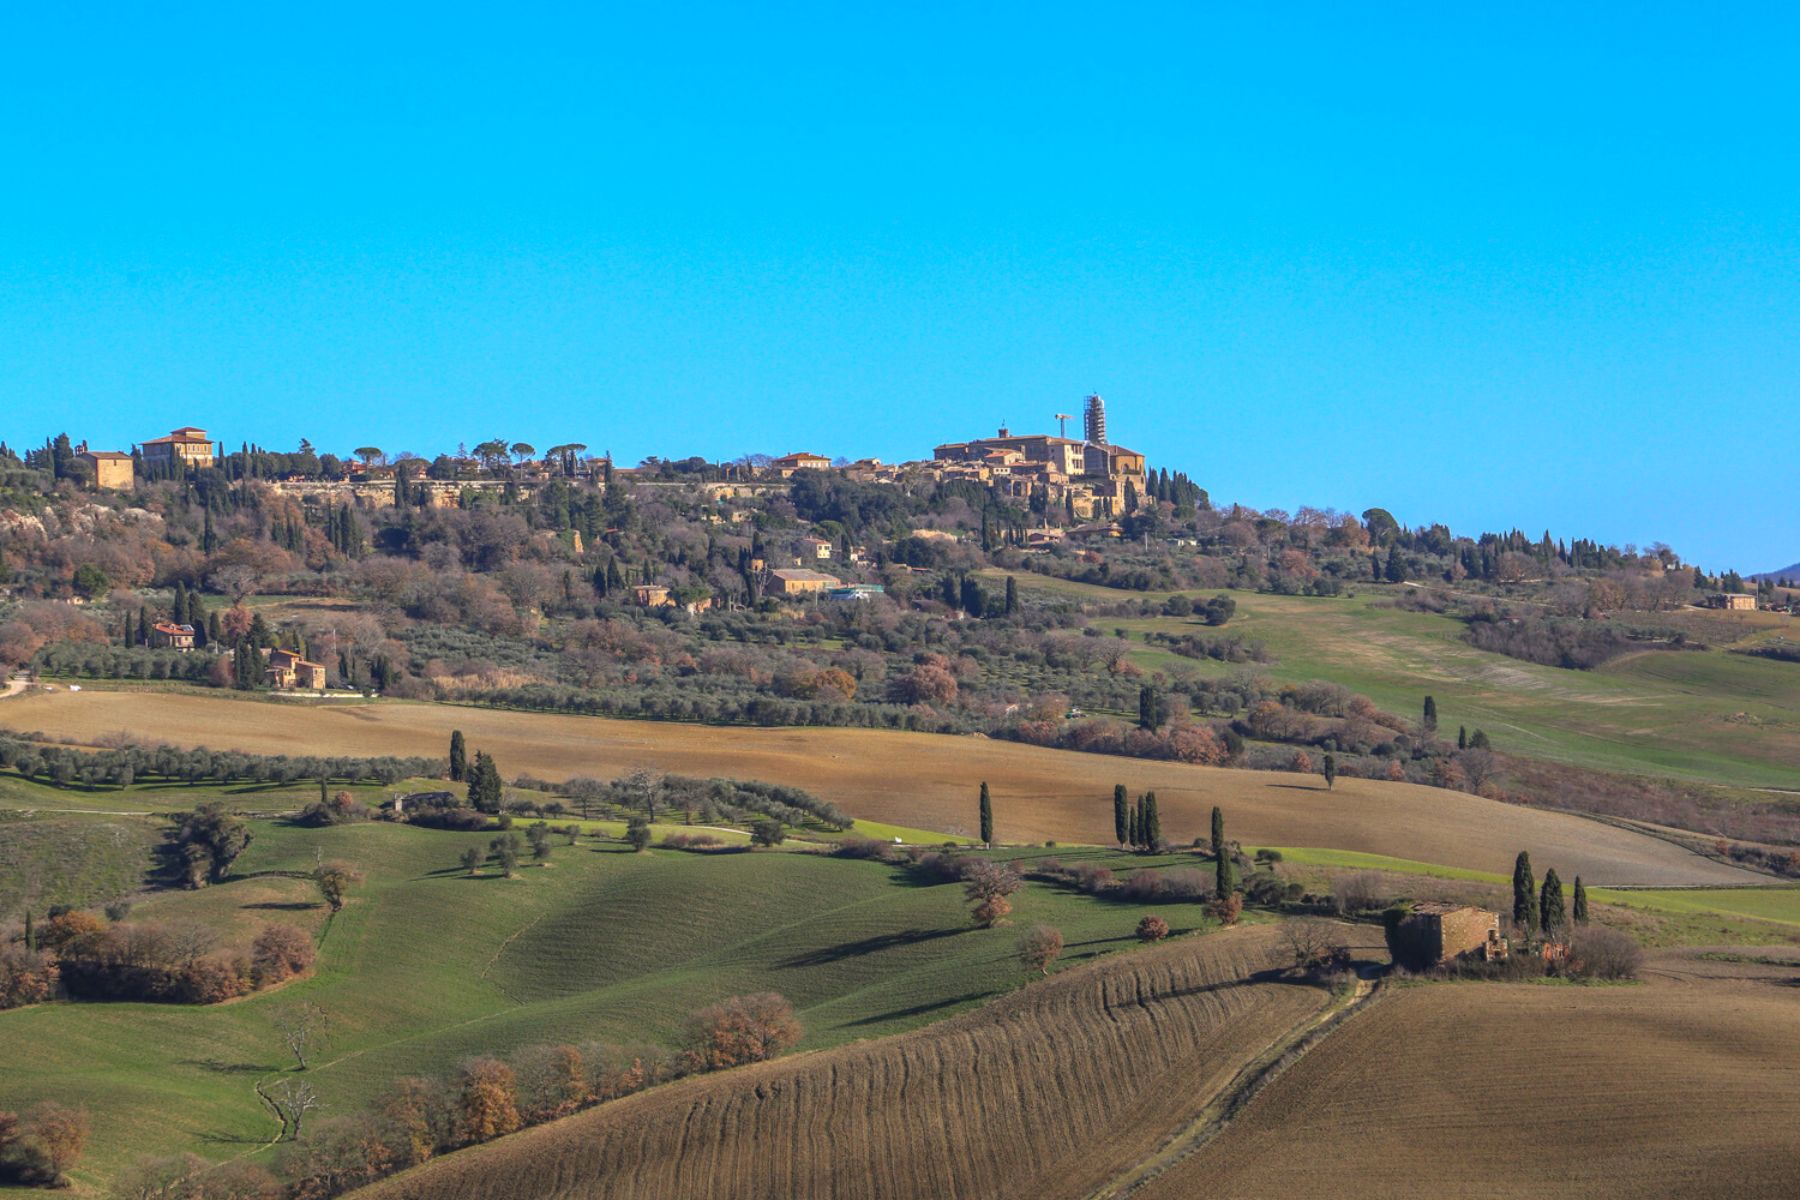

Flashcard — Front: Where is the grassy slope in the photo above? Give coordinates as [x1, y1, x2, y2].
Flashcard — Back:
[0, 822, 1208, 1193]
[989, 572, 1799, 789]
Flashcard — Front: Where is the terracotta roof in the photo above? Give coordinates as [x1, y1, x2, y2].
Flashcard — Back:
[1409, 901, 1488, 917]
[81, 450, 132, 460]
[151, 622, 194, 635]
[769, 569, 841, 583]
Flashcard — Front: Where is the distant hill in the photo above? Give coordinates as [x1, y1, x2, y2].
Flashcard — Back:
[1750, 561, 1800, 582]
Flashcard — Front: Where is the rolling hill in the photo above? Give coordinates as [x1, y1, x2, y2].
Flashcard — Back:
[0, 689, 1761, 886]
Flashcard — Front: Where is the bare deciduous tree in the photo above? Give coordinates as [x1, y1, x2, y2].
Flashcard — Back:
[273, 1001, 330, 1070]
[261, 1078, 321, 1141]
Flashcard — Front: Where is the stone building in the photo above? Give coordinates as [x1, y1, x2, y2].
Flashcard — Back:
[77, 448, 135, 490]
[1399, 902, 1508, 966]
[139, 427, 217, 472]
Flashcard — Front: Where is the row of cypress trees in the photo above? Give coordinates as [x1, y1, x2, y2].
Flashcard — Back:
[1512, 850, 1589, 936]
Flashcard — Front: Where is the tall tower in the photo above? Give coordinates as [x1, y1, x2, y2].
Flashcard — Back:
[1083, 393, 1107, 445]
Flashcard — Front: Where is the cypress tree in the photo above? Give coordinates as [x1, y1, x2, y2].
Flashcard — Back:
[1133, 793, 1147, 850]
[449, 730, 467, 782]
[137, 609, 150, 647]
[978, 781, 993, 846]
[1422, 695, 1438, 734]
[1457, 725, 1468, 750]
[1004, 575, 1018, 616]
[1127, 803, 1139, 849]
[23, 909, 35, 954]
[1540, 869, 1566, 935]
[1512, 851, 1536, 935]
[1143, 792, 1161, 848]
[1214, 812, 1235, 897]
[1112, 784, 1128, 846]
[1323, 753, 1337, 790]
[1210, 806, 1225, 859]
[172, 581, 188, 626]
[1572, 876, 1589, 924]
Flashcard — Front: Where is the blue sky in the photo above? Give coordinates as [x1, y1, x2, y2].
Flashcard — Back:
[2, 3, 1796, 571]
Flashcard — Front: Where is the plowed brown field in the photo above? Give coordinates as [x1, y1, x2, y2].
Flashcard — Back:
[1140, 963, 1800, 1199]
[351, 925, 1362, 1200]
[0, 690, 1760, 885]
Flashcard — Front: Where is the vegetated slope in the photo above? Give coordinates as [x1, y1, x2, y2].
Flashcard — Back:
[0, 690, 1760, 886]
[996, 573, 1800, 790]
[1141, 967, 1800, 1200]
[0, 824, 1197, 1187]
[353, 924, 1365, 1200]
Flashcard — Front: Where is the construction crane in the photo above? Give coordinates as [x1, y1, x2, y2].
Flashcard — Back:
[1054, 413, 1074, 438]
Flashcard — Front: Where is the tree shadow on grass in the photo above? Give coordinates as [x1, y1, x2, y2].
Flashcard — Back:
[778, 927, 963, 968]
[845, 991, 989, 1027]
[179, 1058, 272, 1075]
[240, 901, 320, 911]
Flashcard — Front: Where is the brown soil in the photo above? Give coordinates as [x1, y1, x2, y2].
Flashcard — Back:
[1140, 970, 1800, 1199]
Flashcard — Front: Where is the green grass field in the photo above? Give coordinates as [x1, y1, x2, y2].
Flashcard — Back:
[0, 820, 1217, 1193]
[991, 572, 1800, 790]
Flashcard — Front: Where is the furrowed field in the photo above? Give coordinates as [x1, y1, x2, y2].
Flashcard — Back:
[0, 690, 1761, 887]
[350, 924, 1376, 1200]
[1143, 956, 1800, 1199]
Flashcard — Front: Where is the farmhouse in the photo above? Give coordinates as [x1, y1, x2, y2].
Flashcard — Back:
[77, 448, 135, 490]
[768, 568, 841, 597]
[1712, 592, 1758, 611]
[771, 452, 831, 476]
[1398, 902, 1508, 966]
[148, 621, 196, 650]
[265, 648, 328, 691]
[631, 584, 672, 608]
[139, 427, 217, 472]
[801, 536, 833, 560]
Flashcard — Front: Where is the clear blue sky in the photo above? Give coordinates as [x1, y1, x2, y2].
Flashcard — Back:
[3, 4, 1796, 571]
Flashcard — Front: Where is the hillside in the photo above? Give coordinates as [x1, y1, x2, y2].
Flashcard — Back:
[0, 689, 1762, 886]
[0, 822, 1232, 1189]
[1143, 952, 1800, 1199]
[349, 924, 1370, 1200]
[1750, 561, 1800, 582]
[986, 573, 1800, 791]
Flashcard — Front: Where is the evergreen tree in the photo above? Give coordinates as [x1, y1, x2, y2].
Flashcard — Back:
[23, 909, 35, 954]
[448, 730, 467, 782]
[1457, 725, 1468, 750]
[1323, 753, 1336, 791]
[978, 781, 993, 846]
[1127, 802, 1139, 849]
[1422, 695, 1438, 734]
[1539, 868, 1566, 934]
[137, 609, 150, 647]
[1384, 545, 1405, 582]
[1142, 792, 1161, 848]
[467, 751, 503, 814]
[1512, 851, 1536, 935]
[1004, 575, 1018, 616]
[1572, 876, 1589, 924]
[1112, 784, 1128, 846]
[1213, 808, 1234, 896]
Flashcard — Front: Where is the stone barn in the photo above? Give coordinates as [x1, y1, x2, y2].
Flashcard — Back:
[1394, 902, 1508, 968]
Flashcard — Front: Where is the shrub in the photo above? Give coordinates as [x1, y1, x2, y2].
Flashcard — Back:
[1017, 924, 1063, 975]
[750, 819, 785, 847]
[176, 956, 252, 1004]
[682, 993, 803, 1072]
[1205, 893, 1243, 926]
[1118, 867, 1211, 904]
[1136, 915, 1170, 942]
[830, 836, 893, 861]
[660, 832, 725, 850]
[1330, 870, 1386, 915]
[1568, 926, 1644, 980]
[251, 923, 316, 987]
[0, 946, 59, 1010]
[625, 819, 652, 852]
